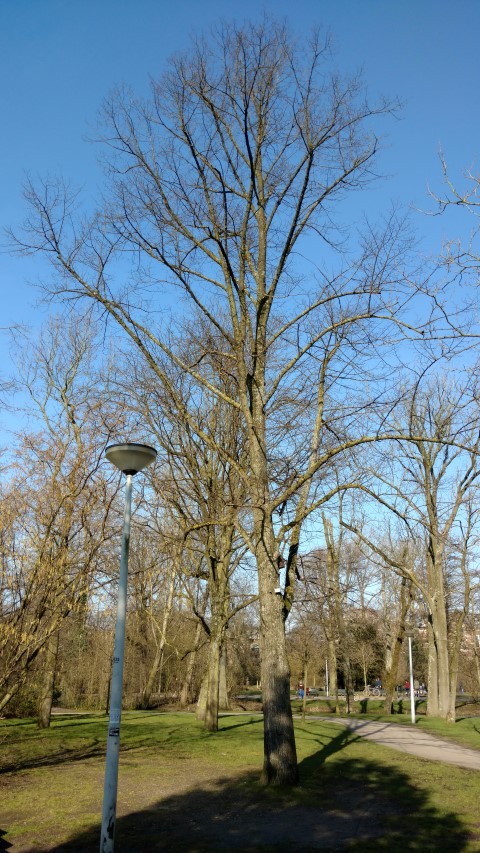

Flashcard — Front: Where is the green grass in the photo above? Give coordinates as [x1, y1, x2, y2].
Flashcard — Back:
[0, 711, 479, 851]
[0, 711, 266, 775]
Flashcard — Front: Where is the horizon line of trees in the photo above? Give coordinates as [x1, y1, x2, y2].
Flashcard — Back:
[1, 313, 479, 730]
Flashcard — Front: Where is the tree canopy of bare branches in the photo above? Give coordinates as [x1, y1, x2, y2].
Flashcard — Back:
[11, 18, 454, 782]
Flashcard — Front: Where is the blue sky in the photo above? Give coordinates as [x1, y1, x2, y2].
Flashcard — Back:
[1, 0, 479, 434]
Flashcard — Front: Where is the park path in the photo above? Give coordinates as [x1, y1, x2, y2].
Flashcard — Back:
[315, 716, 480, 770]
[52, 707, 480, 771]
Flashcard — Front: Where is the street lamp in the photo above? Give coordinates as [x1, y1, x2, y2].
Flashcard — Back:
[100, 443, 157, 853]
[406, 631, 416, 725]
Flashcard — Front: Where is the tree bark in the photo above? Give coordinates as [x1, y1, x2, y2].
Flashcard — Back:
[327, 638, 340, 714]
[139, 560, 177, 709]
[426, 617, 439, 717]
[196, 675, 208, 721]
[426, 540, 451, 719]
[180, 619, 203, 707]
[257, 542, 298, 786]
[204, 632, 223, 732]
[219, 645, 229, 710]
[323, 515, 353, 714]
[37, 630, 60, 728]
[383, 578, 413, 714]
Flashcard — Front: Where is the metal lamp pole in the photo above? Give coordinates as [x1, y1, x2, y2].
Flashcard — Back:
[100, 443, 156, 853]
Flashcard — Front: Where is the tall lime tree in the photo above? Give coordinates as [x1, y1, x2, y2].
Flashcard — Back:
[16, 19, 427, 782]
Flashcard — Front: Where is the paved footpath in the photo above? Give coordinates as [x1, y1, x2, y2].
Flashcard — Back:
[317, 716, 480, 770]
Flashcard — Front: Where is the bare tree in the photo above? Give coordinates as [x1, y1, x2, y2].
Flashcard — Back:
[0, 317, 116, 721]
[347, 375, 480, 720]
[13, 19, 433, 782]
[110, 342, 255, 730]
[298, 511, 372, 714]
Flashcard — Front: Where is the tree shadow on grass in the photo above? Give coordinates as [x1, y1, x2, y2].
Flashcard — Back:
[1, 714, 209, 775]
[44, 729, 473, 853]
[0, 716, 109, 774]
[0, 829, 12, 851]
[0, 740, 106, 774]
[217, 716, 264, 732]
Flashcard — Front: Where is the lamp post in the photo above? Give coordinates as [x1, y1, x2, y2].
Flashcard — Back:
[100, 443, 157, 853]
[406, 632, 416, 725]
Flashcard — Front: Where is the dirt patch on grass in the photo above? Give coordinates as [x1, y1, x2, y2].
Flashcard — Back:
[1, 748, 477, 853]
[0, 761, 403, 852]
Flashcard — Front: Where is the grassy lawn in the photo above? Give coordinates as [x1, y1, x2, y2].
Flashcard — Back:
[0, 711, 479, 851]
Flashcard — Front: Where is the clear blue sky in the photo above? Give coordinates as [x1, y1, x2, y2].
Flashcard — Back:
[1, 0, 479, 431]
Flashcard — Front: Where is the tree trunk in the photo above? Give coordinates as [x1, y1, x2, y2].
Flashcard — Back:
[427, 588, 451, 720]
[474, 633, 480, 696]
[180, 620, 203, 707]
[323, 515, 351, 715]
[383, 632, 404, 715]
[448, 649, 459, 723]
[383, 578, 412, 714]
[447, 608, 467, 722]
[198, 596, 229, 730]
[424, 523, 454, 721]
[140, 560, 176, 708]
[258, 545, 298, 786]
[362, 656, 368, 693]
[343, 654, 355, 715]
[327, 639, 340, 714]
[203, 628, 224, 732]
[197, 550, 231, 731]
[0, 679, 22, 713]
[37, 630, 60, 728]
[140, 644, 163, 709]
[301, 663, 308, 721]
[434, 606, 451, 719]
[219, 645, 229, 710]
[196, 674, 208, 721]
[426, 618, 439, 717]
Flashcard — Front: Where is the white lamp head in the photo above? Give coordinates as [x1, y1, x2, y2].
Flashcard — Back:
[105, 443, 157, 475]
